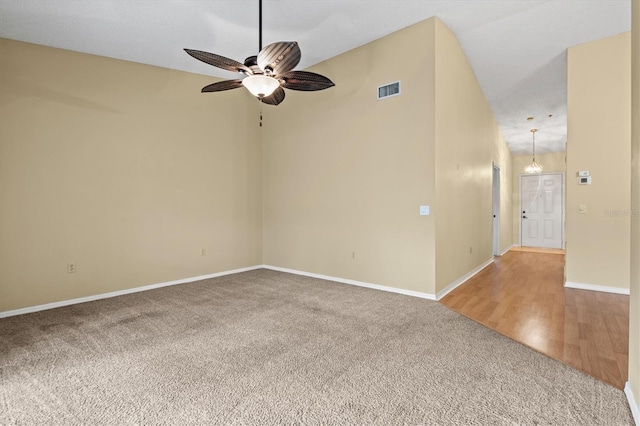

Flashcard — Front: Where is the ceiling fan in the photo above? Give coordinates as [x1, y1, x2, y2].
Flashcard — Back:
[184, 0, 334, 106]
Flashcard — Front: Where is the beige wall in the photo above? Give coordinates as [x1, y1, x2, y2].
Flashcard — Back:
[0, 19, 512, 310]
[0, 16, 513, 310]
[0, 39, 263, 312]
[566, 32, 631, 291]
[262, 18, 511, 297]
[263, 19, 438, 294]
[630, 0, 640, 409]
[511, 152, 566, 246]
[434, 20, 513, 294]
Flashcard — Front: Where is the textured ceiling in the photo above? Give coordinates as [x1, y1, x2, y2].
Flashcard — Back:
[0, 0, 632, 155]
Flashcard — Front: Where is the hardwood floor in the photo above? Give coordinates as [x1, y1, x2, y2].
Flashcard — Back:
[440, 250, 629, 389]
[508, 246, 565, 255]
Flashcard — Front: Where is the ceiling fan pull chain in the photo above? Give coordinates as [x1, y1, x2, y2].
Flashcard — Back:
[259, 99, 263, 127]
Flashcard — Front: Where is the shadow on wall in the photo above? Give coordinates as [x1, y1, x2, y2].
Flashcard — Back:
[2, 73, 119, 113]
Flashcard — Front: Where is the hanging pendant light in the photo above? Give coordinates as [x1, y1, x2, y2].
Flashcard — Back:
[525, 128, 543, 174]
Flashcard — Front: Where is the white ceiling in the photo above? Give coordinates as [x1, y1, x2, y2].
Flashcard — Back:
[0, 0, 631, 155]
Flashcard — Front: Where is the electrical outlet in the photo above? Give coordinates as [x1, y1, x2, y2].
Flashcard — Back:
[67, 263, 76, 273]
[352, 251, 356, 259]
[201, 248, 207, 256]
[469, 247, 473, 254]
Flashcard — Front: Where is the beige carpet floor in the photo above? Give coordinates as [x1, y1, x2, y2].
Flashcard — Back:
[0, 269, 634, 425]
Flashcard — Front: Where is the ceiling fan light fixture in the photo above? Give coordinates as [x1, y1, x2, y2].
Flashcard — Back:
[183, 0, 333, 106]
[242, 74, 280, 98]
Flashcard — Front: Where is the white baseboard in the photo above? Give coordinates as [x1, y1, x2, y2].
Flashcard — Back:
[564, 281, 630, 295]
[625, 382, 640, 426]
[435, 258, 494, 301]
[500, 244, 515, 256]
[263, 265, 436, 300]
[0, 265, 264, 319]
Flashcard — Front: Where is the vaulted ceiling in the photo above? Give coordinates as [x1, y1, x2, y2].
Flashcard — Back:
[0, 0, 631, 155]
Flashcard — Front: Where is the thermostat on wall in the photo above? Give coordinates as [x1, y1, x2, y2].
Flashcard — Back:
[577, 176, 592, 185]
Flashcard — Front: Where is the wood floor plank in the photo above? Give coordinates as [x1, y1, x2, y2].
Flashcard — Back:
[610, 332, 629, 355]
[615, 353, 629, 381]
[603, 313, 624, 334]
[439, 250, 629, 389]
[579, 339, 603, 380]
[598, 357, 623, 388]
[564, 343, 582, 369]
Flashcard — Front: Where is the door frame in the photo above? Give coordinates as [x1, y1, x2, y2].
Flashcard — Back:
[518, 172, 565, 249]
[492, 163, 501, 256]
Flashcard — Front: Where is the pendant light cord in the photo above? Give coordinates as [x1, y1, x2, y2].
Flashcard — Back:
[530, 129, 538, 162]
[532, 130, 536, 161]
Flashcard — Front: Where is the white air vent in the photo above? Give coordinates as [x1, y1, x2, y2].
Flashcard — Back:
[377, 81, 401, 100]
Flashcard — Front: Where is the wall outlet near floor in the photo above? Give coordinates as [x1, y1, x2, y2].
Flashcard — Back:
[201, 248, 207, 256]
[352, 251, 356, 259]
[469, 247, 473, 254]
[67, 263, 76, 273]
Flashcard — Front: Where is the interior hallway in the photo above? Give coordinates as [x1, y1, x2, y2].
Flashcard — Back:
[440, 249, 629, 389]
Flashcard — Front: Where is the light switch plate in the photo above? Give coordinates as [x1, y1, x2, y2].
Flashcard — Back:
[420, 205, 430, 216]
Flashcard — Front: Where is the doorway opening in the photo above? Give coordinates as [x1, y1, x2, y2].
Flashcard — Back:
[492, 163, 501, 256]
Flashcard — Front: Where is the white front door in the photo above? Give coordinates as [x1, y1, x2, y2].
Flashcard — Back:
[520, 173, 564, 249]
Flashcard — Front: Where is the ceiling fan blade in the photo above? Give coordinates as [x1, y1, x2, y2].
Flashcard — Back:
[201, 80, 244, 93]
[260, 87, 286, 106]
[257, 42, 301, 75]
[280, 71, 335, 92]
[184, 49, 252, 75]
